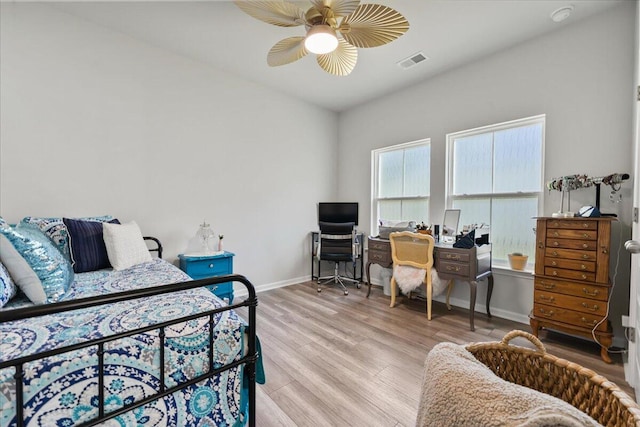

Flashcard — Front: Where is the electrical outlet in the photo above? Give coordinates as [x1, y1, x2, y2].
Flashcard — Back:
[622, 315, 632, 328]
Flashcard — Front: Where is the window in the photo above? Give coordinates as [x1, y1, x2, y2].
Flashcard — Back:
[446, 115, 544, 269]
[372, 140, 430, 234]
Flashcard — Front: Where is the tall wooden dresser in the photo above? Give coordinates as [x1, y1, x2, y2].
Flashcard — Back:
[530, 217, 614, 363]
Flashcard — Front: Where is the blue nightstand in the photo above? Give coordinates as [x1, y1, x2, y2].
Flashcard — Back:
[178, 252, 235, 303]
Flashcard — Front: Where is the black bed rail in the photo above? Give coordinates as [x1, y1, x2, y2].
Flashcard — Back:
[143, 236, 163, 259]
[0, 274, 258, 427]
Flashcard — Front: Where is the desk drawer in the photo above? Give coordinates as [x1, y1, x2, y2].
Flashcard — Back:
[185, 258, 232, 277]
[437, 261, 469, 277]
[437, 251, 470, 263]
[369, 240, 390, 251]
[368, 249, 392, 265]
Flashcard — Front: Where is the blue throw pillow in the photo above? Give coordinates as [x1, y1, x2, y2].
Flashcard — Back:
[0, 262, 17, 307]
[20, 215, 114, 260]
[64, 218, 120, 273]
[0, 218, 74, 303]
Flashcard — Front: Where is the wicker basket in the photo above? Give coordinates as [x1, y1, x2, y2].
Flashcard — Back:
[465, 330, 640, 427]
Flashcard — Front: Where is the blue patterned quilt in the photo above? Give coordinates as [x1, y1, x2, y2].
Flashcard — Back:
[0, 259, 248, 426]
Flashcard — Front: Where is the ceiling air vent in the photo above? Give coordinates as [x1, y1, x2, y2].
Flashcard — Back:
[397, 52, 428, 70]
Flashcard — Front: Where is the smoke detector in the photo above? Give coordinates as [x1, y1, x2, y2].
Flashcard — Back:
[397, 52, 429, 70]
[550, 5, 574, 23]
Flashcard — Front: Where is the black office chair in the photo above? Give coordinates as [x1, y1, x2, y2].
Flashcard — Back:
[316, 221, 360, 295]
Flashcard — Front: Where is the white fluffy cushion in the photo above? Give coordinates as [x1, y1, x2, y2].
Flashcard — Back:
[103, 221, 152, 271]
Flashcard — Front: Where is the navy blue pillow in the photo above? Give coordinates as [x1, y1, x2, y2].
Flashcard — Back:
[64, 218, 120, 273]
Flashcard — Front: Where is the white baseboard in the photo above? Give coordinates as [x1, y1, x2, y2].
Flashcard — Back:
[233, 275, 310, 299]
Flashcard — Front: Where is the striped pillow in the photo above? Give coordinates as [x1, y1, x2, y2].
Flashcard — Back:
[64, 218, 120, 273]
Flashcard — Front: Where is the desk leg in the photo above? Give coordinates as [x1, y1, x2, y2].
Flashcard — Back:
[469, 281, 477, 331]
[486, 275, 493, 318]
[366, 261, 373, 298]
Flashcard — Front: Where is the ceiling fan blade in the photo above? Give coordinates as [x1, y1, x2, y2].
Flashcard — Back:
[267, 37, 308, 66]
[234, 1, 306, 27]
[316, 38, 357, 76]
[340, 4, 409, 48]
[309, 0, 360, 18]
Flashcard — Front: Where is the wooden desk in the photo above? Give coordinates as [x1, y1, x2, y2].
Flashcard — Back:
[366, 236, 493, 331]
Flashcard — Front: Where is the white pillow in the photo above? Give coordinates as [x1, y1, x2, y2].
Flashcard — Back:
[103, 221, 152, 271]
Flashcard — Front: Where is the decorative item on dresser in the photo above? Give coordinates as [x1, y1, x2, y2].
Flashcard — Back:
[530, 217, 614, 363]
[179, 251, 235, 303]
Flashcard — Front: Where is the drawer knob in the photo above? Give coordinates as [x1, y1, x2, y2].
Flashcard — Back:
[446, 266, 460, 272]
[209, 263, 215, 268]
[539, 295, 555, 302]
[582, 223, 589, 228]
[581, 303, 599, 312]
[580, 317, 597, 326]
[551, 261, 557, 266]
[602, 248, 609, 254]
[553, 241, 560, 247]
[552, 251, 558, 256]
[581, 274, 587, 280]
[582, 254, 589, 259]
[582, 288, 599, 297]
[552, 222, 559, 227]
[581, 264, 586, 270]
[582, 243, 588, 249]
[553, 231, 559, 237]
[538, 242, 544, 249]
[551, 270, 558, 276]
[542, 283, 556, 290]
[582, 233, 590, 238]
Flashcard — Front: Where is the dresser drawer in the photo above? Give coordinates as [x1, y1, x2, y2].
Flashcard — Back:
[544, 248, 596, 262]
[184, 258, 232, 278]
[544, 267, 595, 282]
[205, 282, 232, 298]
[546, 229, 597, 240]
[533, 290, 607, 316]
[544, 258, 595, 272]
[533, 303, 608, 332]
[546, 220, 597, 230]
[546, 238, 597, 251]
[534, 277, 608, 301]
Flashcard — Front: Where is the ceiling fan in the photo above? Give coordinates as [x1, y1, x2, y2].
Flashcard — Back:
[234, 0, 409, 76]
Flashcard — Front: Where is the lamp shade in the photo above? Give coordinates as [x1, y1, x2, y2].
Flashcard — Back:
[304, 24, 338, 54]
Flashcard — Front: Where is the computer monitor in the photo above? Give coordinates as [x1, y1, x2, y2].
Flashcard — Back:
[318, 202, 358, 226]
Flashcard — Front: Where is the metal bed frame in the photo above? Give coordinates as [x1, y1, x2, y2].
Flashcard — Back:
[0, 238, 258, 427]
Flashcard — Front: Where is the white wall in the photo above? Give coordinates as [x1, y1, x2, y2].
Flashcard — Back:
[338, 3, 636, 345]
[0, 3, 338, 292]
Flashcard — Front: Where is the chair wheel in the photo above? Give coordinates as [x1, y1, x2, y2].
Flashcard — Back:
[356, 283, 361, 289]
[317, 288, 322, 293]
[344, 290, 349, 295]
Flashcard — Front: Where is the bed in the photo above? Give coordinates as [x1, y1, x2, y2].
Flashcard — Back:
[0, 217, 260, 427]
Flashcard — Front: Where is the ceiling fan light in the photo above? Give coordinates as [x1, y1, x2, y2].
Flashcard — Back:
[304, 24, 338, 54]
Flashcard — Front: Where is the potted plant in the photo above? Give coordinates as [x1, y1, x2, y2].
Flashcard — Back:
[416, 222, 432, 235]
[508, 252, 528, 270]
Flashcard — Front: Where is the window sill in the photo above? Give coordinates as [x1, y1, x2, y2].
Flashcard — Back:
[492, 265, 535, 279]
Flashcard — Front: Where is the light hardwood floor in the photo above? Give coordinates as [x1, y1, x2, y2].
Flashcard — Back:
[240, 282, 633, 427]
